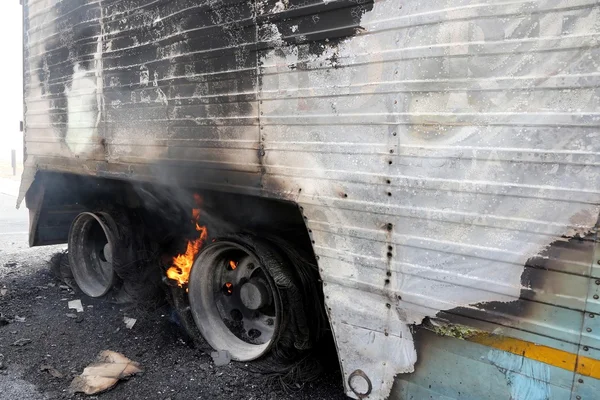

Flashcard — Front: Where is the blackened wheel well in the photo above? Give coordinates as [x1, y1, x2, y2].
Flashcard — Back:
[27, 172, 317, 254]
[28, 171, 331, 383]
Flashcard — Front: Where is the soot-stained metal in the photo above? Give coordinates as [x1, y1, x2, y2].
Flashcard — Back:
[23, 1, 600, 399]
[31, 0, 372, 192]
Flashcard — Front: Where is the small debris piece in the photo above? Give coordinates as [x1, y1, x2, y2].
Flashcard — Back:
[12, 338, 32, 347]
[0, 354, 5, 369]
[68, 299, 84, 313]
[69, 350, 142, 395]
[14, 316, 26, 323]
[0, 314, 9, 326]
[0, 289, 7, 296]
[123, 317, 136, 329]
[59, 285, 69, 290]
[40, 364, 64, 379]
[66, 313, 78, 319]
[211, 350, 231, 367]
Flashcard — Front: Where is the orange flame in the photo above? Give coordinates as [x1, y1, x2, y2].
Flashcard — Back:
[166, 195, 208, 287]
[224, 282, 233, 295]
[229, 260, 238, 270]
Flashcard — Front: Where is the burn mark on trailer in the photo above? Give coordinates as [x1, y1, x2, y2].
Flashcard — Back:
[257, 0, 373, 55]
[32, 0, 372, 187]
[102, 0, 258, 157]
[384, 223, 393, 288]
[436, 230, 598, 334]
[36, 2, 103, 141]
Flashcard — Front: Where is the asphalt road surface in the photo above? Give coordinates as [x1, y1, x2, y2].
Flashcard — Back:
[0, 191, 347, 400]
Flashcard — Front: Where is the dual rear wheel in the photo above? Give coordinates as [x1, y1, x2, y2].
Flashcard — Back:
[68, 213, 318, 363]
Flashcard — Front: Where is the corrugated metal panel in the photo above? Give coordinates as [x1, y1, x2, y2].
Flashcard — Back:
[22, 0, 600, 399]
[393, 330, 576, 400]
[573, 346, 600, 400]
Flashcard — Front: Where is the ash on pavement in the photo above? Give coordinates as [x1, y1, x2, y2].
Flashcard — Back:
[0, 193, 346, 400]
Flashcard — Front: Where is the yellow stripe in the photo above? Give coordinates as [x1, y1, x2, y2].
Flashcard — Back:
[468, 334, 600, 380]
[578, 355, 600, 380]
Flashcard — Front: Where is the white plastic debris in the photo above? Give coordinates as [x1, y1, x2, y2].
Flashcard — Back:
[14, 316, 26, 323]
[69, 350, 142, 395]
[0, 289, 7, 296]
[68, 300, 84, 313]
[211, 350, 231, 366]
[123, 317, 136, 329]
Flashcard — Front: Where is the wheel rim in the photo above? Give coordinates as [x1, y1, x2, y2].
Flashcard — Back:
[68, 212, 116, 298]
[188, 241, 281, 361]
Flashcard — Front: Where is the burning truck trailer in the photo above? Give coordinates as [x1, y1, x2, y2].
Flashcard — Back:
[18, 0, 600, 399]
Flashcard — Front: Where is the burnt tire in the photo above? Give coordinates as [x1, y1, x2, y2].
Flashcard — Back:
[68, 212, 118, 298]
[67, 210, 163, 305]
[171, 234, 325, 378]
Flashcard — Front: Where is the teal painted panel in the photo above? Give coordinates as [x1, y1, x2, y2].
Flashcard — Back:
[585, 278, 600, 317]
[580, 311, 600, 351]
[395, 379, 499, 400]
[571, 346, 600, 400]
[391, 330, 574, 400]
[489, 301, 584, 345]
[488, 349, 553, 400]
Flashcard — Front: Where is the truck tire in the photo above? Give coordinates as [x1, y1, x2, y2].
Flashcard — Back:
[172, 234, 326, 379]
[68, 210, 163, 305]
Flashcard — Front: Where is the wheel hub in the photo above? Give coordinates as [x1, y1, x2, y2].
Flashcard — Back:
[240, 280, 270, 310]
[68, 212, 117, 298]
[188, 240, 282, 361]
